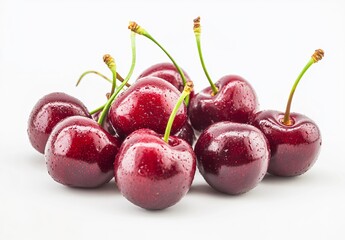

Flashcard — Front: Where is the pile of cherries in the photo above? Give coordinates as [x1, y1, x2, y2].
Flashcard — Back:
[27, 17, 324, 210]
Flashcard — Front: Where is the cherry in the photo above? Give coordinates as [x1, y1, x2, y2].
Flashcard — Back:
[188, 17, 259, 131]
[115, 129, 196, 210]
[44, 55, 130, 188]
[108, 76, 188, 138]
[28, 92, 91, 154]
[194, 121, 270, 195]
[252, 49, 324, 177]
[115, 83, 196, 210]
[45, 116, 121, 188]
[138, 62, 191, 93]
[189, 75, 259, 131]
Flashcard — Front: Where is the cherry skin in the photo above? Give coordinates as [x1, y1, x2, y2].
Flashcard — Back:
[194, 121, 270, 195]
[108, 77, 187, 138]
[28, 92, 91, 154]
[173, 121, 195, 146]
[45, 116, 121, 188]
[114, 128, 196, 210]
[138, 62, 191, 93]
[188, 75, 259, 132]
[251, 110, 321, 177]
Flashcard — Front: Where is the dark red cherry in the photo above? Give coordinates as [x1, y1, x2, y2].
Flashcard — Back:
[45, 116, 121, 188]
[28, 92, 91, 154]
[114, 128, 196, 210]
[251, 49, 324, 177]
[188, 75, 259, 131]
[194, 121, 270, 195]
[108, 77, 187, 138]
[189, 17, 259, 132]
[252, 111, 321, 177]
[173, 120, 195, 146]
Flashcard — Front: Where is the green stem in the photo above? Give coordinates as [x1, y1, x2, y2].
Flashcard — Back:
[144, 33, 187, 86]
[128, 22, 190, 105]
[195, 33, 218, 95]
[126, 32, 136, 84]
[76, 70, 112, 86]
[103, 54, 117, 96]
[97, 69, 117, 126]
[76, 70, 131, 88]
[97, 72, 130, 126]
[111, 69, 116, 95]
[97, 33, 137, 126]
[283, 49, 324, 125]
[163, 82, 193, 143]
[90, 105, 104, 115]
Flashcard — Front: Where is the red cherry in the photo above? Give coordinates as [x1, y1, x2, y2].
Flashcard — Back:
[188, 75, 259, 131]
[252, 111, 321, 176]
[114, 129, 196, 210]
[45, 116, 121, 188]
[108, 77, 187, 138]
[28, 92, 90, 154]
[188, 17, 259, 131]
[195, 121, 270, 195]
[251, 49, 324, 177]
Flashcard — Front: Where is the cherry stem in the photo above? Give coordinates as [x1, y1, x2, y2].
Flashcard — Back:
[193, 17, 218, 95]
[97, 57, 117, 126]
[128, 21, 190, 105]
[77, 71, 112, 85]
[283, 49, 324, 125]
[97, 33, 137, 126]
[89, 105, 104, 115]
[163, 81, 193, 143]
[76, 70, 130, 87]
[126, 32, 137, 88]
[103, 54, 117, 96]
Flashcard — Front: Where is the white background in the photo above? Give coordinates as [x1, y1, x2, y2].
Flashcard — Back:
[1, 0, 345, 239]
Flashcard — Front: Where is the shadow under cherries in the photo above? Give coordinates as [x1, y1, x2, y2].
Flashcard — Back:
[188, 182, 241, 199]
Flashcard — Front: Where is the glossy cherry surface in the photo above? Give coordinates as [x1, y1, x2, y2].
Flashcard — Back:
[28, 92, 91, 154]
[173, 121, 195, 146]
[109, 77, 187, 138]
[45, 116, 121, 188]
[114, 128, 196, 210]
[188, 75, 259, 132]
[138, 62, 191, 92]
[252, 110, 321, 177]
[194, 121, 270, 195]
